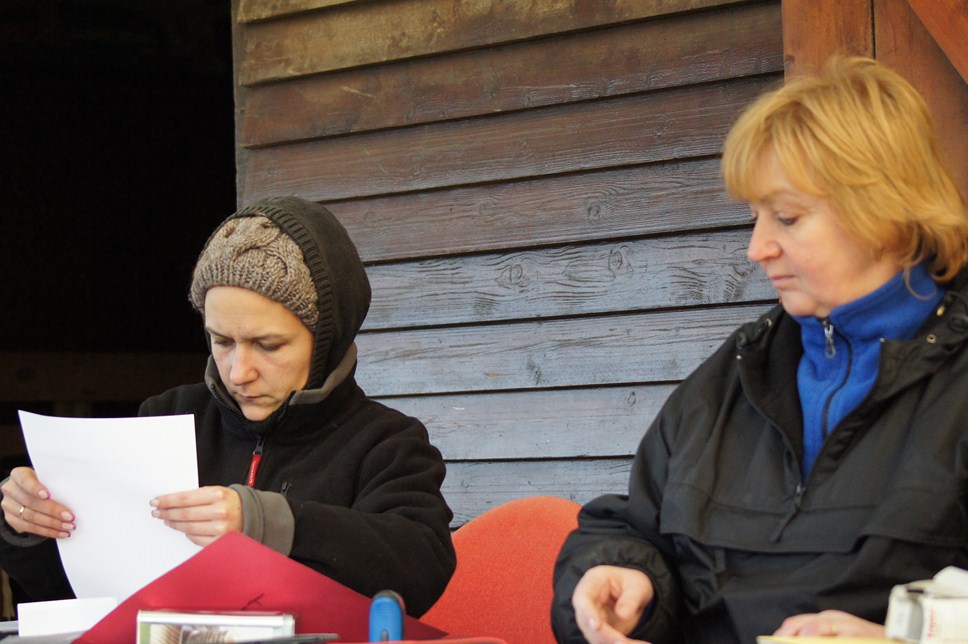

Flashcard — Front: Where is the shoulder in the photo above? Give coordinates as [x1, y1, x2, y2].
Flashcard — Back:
[650, 305, 792, 437]
[139, 382, 211, 416]
[675, 305, 785, 389]
[348, 396, 431, 442]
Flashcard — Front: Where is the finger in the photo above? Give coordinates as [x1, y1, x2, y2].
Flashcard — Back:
[2, 493, 76, 532]
[613, 589, 648, 622]
[187, 534, 218, 547]
[163, 516, 223, 535]
[773, 613, 815, 636]
[151, 489, 207, 509]
[574, 595, 635, 644]
[4, 469, 76, 523]
[152, 485, 232, 510]
[575, 613, 610, 644]
[10, 467, 50, 500]
[152, 499, 236, 524]
[796, 619, 838, 637]
[573, 588, 609, 643]
[580, 617, 649, 644]
[5, 505, 75, 539]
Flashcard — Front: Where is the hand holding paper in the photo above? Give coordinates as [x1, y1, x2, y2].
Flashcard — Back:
[19, 410, 203, 602]
[0, 465, 76, 539]
[150, 485, 244, 547]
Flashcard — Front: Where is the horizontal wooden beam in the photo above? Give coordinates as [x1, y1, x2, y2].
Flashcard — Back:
[330, 158, 747, 263]
[364, 228, 772, 330]
[356, 303, 774, 396]
[239, 2, 782, 147]
[242, 75, 778, 203]
[442, 457, 633, 526]
[238, 0, 751, 84]
[237, 0, 360, 23]
[383, 384, 675, 461]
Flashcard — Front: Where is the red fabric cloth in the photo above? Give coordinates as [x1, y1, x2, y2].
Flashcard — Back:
[421, 496, 581, 644]
[76, 531, 446, 643]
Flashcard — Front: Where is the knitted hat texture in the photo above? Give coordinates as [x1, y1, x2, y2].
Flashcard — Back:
[189, 215, 319, 329]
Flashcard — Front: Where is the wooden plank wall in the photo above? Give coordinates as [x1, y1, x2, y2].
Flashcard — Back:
[232, 0, 784, 525]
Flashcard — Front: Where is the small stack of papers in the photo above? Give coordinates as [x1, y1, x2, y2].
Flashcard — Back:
[136, 610, 294, 643]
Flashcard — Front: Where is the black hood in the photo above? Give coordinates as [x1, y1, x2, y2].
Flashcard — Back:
[211, 196, 371, 390]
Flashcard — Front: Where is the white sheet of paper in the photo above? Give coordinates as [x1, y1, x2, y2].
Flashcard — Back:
[19, 411, 202, 602]
[18, 597, 118, 636]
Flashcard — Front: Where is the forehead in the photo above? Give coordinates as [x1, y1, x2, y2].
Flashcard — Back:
[204, 286, 304, 335]
[747, 150, 824, 206]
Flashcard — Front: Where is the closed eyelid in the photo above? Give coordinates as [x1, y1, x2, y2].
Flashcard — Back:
[748, 204, 773, 223]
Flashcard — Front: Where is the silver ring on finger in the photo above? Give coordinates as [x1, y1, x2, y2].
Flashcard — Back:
[18, 505, 25, 519]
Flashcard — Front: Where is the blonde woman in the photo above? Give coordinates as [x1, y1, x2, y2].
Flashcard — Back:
[553, 57, 968, 643]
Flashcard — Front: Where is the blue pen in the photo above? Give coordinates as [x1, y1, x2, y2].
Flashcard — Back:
[368, 590, 405, 642]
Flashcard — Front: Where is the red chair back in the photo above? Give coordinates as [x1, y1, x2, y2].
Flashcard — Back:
[421, 496, 581, 644]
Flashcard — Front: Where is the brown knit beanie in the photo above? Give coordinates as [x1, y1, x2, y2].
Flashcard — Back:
[189, 215, 319, 329]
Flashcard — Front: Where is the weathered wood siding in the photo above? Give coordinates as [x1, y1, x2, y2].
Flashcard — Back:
[232, 0, 784, 525]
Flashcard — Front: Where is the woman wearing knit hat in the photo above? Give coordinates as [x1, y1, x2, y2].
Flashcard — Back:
[0, 196, 457, 616]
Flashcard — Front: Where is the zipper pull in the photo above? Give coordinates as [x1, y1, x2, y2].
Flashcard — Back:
[772, 483, 805, 542]
[822, 319, 836, 358]
[246, 436, 265, 487]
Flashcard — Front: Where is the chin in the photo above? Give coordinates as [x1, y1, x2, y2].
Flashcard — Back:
[780, 303, 825, 318]
[239, 405, 274, 422]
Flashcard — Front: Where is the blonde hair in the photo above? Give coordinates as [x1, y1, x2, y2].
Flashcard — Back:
[721, 56, 968, 282]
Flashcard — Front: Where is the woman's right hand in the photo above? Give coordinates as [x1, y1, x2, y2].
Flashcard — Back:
[0, 466, 75, 538]
[571, 565, 655, 644]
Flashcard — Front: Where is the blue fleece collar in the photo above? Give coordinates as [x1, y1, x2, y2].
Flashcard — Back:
[794, 263, 943, 477]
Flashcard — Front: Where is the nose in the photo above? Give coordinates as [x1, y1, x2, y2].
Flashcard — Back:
[746, 217, 779, 264]
[228, 345, 257, 385]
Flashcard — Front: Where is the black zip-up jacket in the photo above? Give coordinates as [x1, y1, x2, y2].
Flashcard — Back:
[138, 369, 456, 617]
[0, 197, 456, 616]
[552, 271, 968, 643]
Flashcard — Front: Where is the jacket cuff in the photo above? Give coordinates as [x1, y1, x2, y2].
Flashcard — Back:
[552, 536, 677, 643]
[230, 484, 295, 556]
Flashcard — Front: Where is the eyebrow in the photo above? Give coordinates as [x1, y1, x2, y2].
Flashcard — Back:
[205, 327, 290, 342]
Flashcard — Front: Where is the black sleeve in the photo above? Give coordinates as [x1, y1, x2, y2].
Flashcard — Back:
[0, 513, 74, 604]
[551, 398, 684, 643]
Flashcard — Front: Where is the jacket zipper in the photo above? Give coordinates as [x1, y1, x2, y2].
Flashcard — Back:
[820, 320, 854, 439]
[774, 319, 853, 541]
[822, 318, 836, 358]
[772, 482, 805, 541]
[245, 435, 265, 486]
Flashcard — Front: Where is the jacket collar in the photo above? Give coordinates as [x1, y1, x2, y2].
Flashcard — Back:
[733, 268, 968, 460]
[204, 344, 360, 439]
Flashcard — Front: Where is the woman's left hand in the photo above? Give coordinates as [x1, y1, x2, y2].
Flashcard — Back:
[150, 486, 243, 547]
[773, 609, 885, 637]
